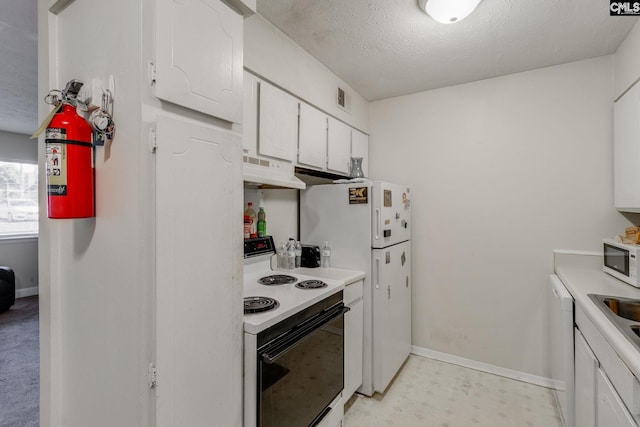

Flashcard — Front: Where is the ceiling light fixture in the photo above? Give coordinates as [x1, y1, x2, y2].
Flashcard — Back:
[418, 0, 482, 24]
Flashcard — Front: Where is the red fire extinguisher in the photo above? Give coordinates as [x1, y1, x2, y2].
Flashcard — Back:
[44, 84, 95, 219]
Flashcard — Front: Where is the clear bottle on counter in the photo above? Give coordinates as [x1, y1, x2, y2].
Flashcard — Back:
[287, 239, 296, 269]
[257, 207, 266, 237]
[277, 242, 287, 269]
[244, 202, 257, 238]
[321, 241, 331, 268]
[294, 241, 302, 268]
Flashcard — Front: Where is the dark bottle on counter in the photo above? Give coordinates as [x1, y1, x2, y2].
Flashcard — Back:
[257, 207, 266, 237]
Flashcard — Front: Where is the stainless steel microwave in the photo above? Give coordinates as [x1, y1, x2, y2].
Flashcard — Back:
[603, 238, 640, 287]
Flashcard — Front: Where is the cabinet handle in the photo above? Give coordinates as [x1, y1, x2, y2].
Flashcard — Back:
[375, 258, 380, 289]
[375, 208, 381, 240]
[388, 284, 391, 299]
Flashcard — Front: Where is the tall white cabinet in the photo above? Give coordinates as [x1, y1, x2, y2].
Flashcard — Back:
[40, 0, 246, 426]
[155, 117, 242, 427]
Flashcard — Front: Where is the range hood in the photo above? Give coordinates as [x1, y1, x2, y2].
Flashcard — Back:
[243, 155, 306, 189]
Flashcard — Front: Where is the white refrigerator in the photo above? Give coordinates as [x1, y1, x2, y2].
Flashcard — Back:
[301, 181, 412, 396]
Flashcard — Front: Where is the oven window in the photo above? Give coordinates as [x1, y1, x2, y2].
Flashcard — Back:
[604, 243, 629, 276]
[258, 315, 344, 427]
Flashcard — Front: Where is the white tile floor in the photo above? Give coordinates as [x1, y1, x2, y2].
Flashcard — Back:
[344, 355, 563, 427]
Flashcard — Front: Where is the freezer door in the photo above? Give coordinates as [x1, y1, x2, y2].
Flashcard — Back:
[300, 183, 373, 270]
[371, 182, 411, 248]
[371, 241, 412, 394]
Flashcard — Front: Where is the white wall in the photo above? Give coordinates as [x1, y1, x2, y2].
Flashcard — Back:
[38, 1, 152, 426]
[243, 188, 298, 245]
[0, 237, 38, 296]
[369, 56, 635, 378]
[244, 14, 369, 133]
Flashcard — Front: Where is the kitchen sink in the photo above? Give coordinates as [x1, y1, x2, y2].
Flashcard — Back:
[601, 297, 640, 322]
[589, 294, 640, 351]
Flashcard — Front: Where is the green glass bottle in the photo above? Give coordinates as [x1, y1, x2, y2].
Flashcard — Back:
[257, 207, 266, 237]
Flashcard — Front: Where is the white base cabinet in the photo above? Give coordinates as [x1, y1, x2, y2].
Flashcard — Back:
[344, 279, 364, 401]
[597, 368, 638, 427]
[575, 328, 597, 427]
[575, 307, 640, 427]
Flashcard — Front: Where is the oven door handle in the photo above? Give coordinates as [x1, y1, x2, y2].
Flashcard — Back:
[261, 304, 350, 365]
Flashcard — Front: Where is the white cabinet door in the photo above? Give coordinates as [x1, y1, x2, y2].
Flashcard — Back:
[372, 241, 411, 394]
[597, 368, 638, 427]
[298, 102, 327, 170]
[258, 81, 298, 162]
[344, 281, 364, 401]
[242, 71, 259, 157]
[155, 0, 242, 123]
[575, 328, 597, 427]
[155, 116, 242, 427]
[327, 117, 351, 175]
[614, 80, 640, 212]
[351, 129, 369, 178]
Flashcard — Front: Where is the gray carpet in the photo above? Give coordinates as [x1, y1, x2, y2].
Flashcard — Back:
[0, 296, 39, 427]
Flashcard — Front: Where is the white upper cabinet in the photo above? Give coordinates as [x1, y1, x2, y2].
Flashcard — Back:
[298, 102, 327, 170]
[614, 80, 640, 212]
[155, 0, 243, 123]
[327, 117, 351, 175]
[351, 129, 369, 178]
[258, 81, 299, 163]
[615, 22, 640, 100]
[242, 71, 259, 157]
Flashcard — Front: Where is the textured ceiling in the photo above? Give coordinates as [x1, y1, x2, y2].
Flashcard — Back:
[1, 1, 638, 136]
[0, 0, 37, 135]
[257, 0, 639, 101]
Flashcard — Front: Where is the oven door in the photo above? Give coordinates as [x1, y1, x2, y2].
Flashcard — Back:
[257, 303, 348, 427]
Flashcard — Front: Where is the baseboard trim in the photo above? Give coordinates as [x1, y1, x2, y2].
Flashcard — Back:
[16, 287, 39, 298]
[411, 345, 556, 389]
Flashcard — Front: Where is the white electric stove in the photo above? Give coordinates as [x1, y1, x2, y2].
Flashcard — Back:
[242, 239, 344, 334]
[243, 237, 346, 427]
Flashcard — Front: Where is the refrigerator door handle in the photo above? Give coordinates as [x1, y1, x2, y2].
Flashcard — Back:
[375, 258, 380, 289]
[375, 208, 381, 240]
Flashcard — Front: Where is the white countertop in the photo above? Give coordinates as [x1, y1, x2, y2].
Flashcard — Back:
[276, 267, 366, 285]
[556, 266, 640, 379]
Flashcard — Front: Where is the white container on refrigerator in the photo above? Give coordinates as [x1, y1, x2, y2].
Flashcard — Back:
[301, 181, 412, 396]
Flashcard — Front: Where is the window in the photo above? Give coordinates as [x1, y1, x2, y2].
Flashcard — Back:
[0, 161, 38, 237]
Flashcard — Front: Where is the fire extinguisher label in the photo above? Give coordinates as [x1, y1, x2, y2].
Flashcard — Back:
[45, 128, 68, 196]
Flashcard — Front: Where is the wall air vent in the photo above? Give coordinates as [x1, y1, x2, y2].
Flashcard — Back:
[337, 87, 352, 113]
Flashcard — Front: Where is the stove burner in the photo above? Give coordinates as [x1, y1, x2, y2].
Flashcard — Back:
[244, 296, 280, 314]
[258, 275, 297, 286]
[295, 280, 328, 290]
